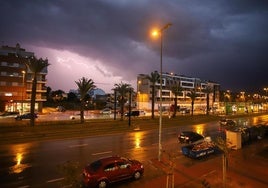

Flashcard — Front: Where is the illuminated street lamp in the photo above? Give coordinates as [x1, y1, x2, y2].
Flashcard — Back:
[152, 23, 172, 161]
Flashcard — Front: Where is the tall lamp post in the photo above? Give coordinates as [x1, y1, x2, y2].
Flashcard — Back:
[152, 23, 172, 161]
[21, 70, 26, 114]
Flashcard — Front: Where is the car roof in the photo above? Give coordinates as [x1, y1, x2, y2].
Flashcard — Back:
[97, 156, 126, 165]
[180, 131, 203, 136]
[181, 131, 198, 134]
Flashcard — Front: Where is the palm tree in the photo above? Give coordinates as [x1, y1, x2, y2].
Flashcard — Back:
[203, 86, 212, 115]
[187, 89, 197, 116]
[25, 56, 50, 126]
[113, 82, 132, 121]
[170, 82, 183, 118]
[75, 77, 95, 123]
[146, 71, 160, 119]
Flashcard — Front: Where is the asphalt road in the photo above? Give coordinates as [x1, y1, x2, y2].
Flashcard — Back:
[0, 114, 267, 187]
[0, 122, 220, 187]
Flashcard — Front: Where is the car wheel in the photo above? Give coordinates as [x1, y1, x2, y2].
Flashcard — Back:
[98, 180, 107, 188]
[133, 171, 141, 180]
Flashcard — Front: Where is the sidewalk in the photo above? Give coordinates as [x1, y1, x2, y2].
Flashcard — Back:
[144, 138, 268, 188]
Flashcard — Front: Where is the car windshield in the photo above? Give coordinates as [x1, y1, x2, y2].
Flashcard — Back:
[88, 160, 102, 172]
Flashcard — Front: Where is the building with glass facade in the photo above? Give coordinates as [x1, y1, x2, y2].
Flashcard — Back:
[137, 72, 220, 113]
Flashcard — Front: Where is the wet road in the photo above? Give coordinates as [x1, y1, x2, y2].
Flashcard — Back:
[0, 115, 267, 187]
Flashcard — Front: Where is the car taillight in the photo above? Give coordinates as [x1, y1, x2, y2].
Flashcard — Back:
[83, 170, 91, 178]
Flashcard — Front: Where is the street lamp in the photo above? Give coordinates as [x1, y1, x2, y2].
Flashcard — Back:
[152, 23, 172, 161]
[21, 70, 26, 114]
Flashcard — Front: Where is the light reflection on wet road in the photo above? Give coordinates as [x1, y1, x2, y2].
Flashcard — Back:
[0, 114, 267, 187]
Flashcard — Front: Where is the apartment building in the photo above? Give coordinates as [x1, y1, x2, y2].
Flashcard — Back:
[137, 72, 220, 112]
[0, 43, 48, 113]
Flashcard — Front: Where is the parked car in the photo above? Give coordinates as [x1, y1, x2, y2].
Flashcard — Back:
[82, 156, 144, 188]
[178, 131, 204, 144]
[101, 108, 112, 115]
[0, 111, 19, 118]
[125, 110, 145, 117]
[219, 118, 236, 126]
[139, 110, 146, 116]
[15, 113, 38, 120]
[56, 106, 66, 112]
[179, 108, 190, 114]
[70, 113, 85, 120]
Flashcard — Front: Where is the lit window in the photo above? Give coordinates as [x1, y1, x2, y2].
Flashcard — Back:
[5, 93, 13, 96]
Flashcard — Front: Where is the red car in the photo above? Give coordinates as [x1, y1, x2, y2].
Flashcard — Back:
[82, 156, 144, 188]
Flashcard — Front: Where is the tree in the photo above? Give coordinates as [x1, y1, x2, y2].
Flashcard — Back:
[203, 86, 212, 115]
[25, 56, 50, 126]
[51, 90, 66, 102]
[187, 89, 197, 116]
[67, 92, 78, 102]
[46, 86, 52, 102]
[170, 81, 183, 118]
[146, 71, 160, 119]
[113, 82, 132, 121]
[215, 137, 230, 188]
[75, 77, 95, 123]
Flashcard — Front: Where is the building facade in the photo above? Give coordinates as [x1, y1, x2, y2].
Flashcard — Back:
[137, 72, 220, 113]
[0, 43, 48, 113]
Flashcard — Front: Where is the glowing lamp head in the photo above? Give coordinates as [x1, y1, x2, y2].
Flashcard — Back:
[151, 30, 160, 37]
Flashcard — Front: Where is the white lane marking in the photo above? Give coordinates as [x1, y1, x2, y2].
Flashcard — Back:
[46, 177, 64, 183]
[92, 151, 112, 156]
[69, 144, 88, 148]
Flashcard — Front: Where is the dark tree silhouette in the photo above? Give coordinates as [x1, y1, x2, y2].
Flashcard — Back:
[146, 71, 160, 119]
[25, 56, 49, 126]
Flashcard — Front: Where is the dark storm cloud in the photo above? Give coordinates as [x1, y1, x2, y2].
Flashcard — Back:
[0, 0, 267, 92]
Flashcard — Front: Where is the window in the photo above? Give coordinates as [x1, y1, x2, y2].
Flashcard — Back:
[1, 61, 7, 66]
[0, 81, 6, 86]
[118, 161, 129, 169]
[13, 63, 19, 67]
[89, 160, 102, 172]
[12, 82, 19, 86]
[7, 62, 13, 67]
[104, 163, 118, 172]
[6, 82, 12, 86]
[181, 81, 194, 88]
[1, 72, 7, 76]
[12, 72, 19, 77]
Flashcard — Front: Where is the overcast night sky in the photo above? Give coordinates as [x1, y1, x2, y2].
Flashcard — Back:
[1, 0, 268, 93]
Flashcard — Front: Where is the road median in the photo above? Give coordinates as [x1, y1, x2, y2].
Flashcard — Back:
[0, 113, 266, 145]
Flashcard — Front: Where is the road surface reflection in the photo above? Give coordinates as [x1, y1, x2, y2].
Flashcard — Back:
[193, 123, 205, 135]
[8, 143, 35, 174]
